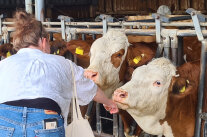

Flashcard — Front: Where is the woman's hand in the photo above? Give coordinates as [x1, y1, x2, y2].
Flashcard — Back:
[103, 100, 119, 114]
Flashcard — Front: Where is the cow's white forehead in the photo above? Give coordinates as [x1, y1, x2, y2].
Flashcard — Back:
[132, 65, 167, 82]
[132, 58, 175, 79]
[91, 30, 129, 53]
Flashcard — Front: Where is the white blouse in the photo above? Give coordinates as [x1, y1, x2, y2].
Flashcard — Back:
[0, 48, 97, 126]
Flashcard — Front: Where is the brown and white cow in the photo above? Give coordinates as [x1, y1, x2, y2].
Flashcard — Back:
[84, 30, 157, 136]
[113, 57, 207, 137]
[84, 30, 157, 98]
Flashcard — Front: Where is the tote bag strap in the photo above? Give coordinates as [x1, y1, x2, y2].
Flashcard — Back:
[69, 60, 83, 121]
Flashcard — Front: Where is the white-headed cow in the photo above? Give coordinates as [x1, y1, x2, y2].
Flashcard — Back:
[113, 57, 207, 137]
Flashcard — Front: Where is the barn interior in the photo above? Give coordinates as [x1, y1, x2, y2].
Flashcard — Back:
[0, 0, 206, 137]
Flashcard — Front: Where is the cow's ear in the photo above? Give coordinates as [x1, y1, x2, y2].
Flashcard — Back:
[169, 76, 192, 96]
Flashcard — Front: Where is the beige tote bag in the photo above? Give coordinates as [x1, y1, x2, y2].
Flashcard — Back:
[66, 61, 95, 137]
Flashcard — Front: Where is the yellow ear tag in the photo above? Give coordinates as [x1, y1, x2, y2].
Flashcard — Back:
[180, 86, 186, 93]
[186, 80, 190, 84]
[53, 52, 56, 55]
[133, 56, 142, 64]
[6, 52, 11, 57]
[57, 49, 60, 54]
[75, 47, 84, 55]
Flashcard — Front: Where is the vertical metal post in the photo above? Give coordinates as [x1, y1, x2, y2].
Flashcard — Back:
[35, 0, 45, 21]
[118, 115, 124, 137]
[82, 34, 86, 41]
[187, 8, 207, 137]
[113, 114, 118, 137]
[0, 14, 3, 35]
[153, 13, 163, 58]
[25, 0, 33, 14]
[195, 40, 207, 137]
[155, 44, 164, 58]
[178, 37, 184, 66]
[96, 103, 102, 134]
[170, 30, 178, 66]
[6, 32, 10, 43]
[60, 19, 66, 40]
[85, 101, 94, 120]
[163, 36, 170, 59]
[92, 34, 96, 40]
[46, 18, 53, 41]
[102, 15, 107, 35]
[171, 47, 178, 66]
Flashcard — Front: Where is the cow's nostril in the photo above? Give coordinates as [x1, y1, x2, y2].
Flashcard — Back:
[120, 93, 127, 98]
[92, 73, 97, 78]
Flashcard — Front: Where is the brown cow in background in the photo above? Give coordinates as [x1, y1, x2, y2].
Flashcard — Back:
[0, 43, 16, 59]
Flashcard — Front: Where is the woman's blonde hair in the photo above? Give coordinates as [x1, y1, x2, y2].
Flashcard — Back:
[13, 11, 48, 51]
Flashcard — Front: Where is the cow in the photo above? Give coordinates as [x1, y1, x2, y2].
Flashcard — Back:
[183, 37, 201, 62]
[83, 30, 158, 136]
[113, 57, 207, 137]
[64, 39, 92, 68]
[49, 40, 67, 55]
[0, 43, 16, 59]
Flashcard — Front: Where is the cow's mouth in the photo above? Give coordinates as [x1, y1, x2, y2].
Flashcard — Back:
[113, 100, 129, 110]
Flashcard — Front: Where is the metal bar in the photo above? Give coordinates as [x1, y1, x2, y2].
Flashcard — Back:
[82, 34, 86, 41]
[0, 16, 2, 35]
[154, 14, 161, 44]
[3, 21, 207, 28]
[155, 44, 164, 58]
[35, 0, 45, 21]
[163, 36, 170, 59]
[25, 0, 33, 14]
[170, 31, 178, 66]
[96, 103, 102, 134]
[191, 12, 204, 41]
[113, 114, 118, 137]
[60, 20, 66, 39]
[118, 115, 124, 137]
[92, 34, 96, 40]
[85, 101, 94, 120]
[128, 120, 137, 136]
[99, 116, 113, 121]
[177, 37, 184, 66]
[195, 40, 207, 137]
[161, 30, 171, 59]
[5, 26, 207, 37]
[6, 32, 10, 43]
[93, 131, 113, 137]
[186, 8, 207, 22]
[171, 48, 178, 66]
[102, 15, 107, 35]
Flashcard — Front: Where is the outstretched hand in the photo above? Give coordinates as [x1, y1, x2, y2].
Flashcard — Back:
[103, 100, 119, 114]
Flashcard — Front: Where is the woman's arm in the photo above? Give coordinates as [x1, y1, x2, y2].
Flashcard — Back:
[93, 87, 119, 114]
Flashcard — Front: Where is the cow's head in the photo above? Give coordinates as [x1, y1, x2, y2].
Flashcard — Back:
[66, 40, 91, 68]
[84, 30, 129, 97]
[113, 57, 176, 116]
[50, 40, 67, 55]
[0, 43, 16, 58]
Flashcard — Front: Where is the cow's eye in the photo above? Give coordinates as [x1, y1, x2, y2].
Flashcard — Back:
[117, 53, 122, 57]
[153, 81, 161, 87]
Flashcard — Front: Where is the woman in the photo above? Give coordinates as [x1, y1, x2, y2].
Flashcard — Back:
[0, 11, 118, 137]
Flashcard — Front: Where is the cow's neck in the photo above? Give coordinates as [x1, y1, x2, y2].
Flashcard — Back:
[126, 95, 172, 136]
[128, 113, 174, 137]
